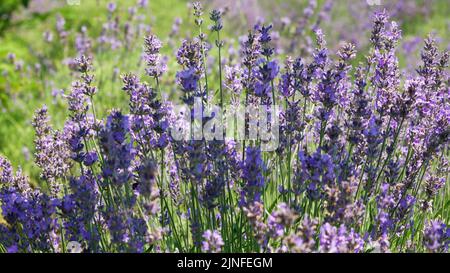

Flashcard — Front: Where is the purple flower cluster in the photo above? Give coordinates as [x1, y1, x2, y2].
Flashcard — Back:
[240, 147, 266, 206]
[423, 220, 449, 253]
[143, 35, 166, 79]
[201, 229, 224, 253]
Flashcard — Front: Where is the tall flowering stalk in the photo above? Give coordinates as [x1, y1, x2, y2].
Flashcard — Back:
[143, 35, 166, 84]
[193, 2, 209, 97]
[32, 106, 72, 196]
[241, 147, 266, 206]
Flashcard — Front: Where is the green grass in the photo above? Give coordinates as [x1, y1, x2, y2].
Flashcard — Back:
[0, 0, 195, 182]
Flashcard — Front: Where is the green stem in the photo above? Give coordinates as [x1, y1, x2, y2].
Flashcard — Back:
[374, 116, 405, 191]
[217, 31, 223, 109]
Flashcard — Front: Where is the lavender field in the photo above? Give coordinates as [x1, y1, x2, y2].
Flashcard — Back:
[0, 0, 448, 253]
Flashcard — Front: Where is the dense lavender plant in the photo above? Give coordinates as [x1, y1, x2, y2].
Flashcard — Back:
[0, 3, 448, 254]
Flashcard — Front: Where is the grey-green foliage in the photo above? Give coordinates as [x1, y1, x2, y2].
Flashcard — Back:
[0, 0, 30, 34]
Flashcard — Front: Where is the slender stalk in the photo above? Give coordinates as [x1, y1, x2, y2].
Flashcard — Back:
[374, 116, 405, 189]
[217, 30, 224, 109]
